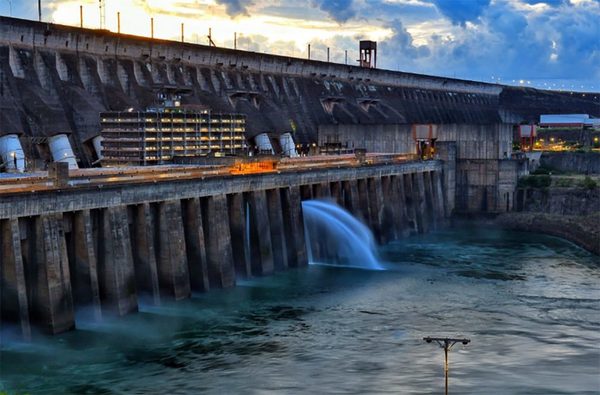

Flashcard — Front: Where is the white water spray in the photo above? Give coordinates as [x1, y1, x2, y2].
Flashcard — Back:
[302, 200, 383, 270]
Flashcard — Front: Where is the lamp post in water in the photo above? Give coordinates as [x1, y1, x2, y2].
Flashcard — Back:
[423, 337, 470, 395]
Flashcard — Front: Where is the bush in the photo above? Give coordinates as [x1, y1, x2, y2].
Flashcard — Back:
[580, 176, 598, 190]
[553, 178, 573, 187]
[518, 175, 552, 188]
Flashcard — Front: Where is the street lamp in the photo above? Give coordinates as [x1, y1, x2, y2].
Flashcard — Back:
[423, 336, 471, 395]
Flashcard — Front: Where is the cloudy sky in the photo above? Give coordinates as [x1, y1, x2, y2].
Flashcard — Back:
[1, 0, 598, 91]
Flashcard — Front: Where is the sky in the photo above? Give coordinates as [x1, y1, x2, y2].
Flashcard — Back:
[0, 0, 598, 91]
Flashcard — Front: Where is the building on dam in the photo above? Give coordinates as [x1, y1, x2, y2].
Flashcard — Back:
[100, 87, 247, 166]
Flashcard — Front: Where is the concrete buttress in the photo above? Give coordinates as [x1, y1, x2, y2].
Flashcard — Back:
[72, 210, 102, 320]
[182, 198, 210, 293]
[132, 203, 161, 305]
[202, 195, 236, 288]
[33, 214, 75, 334]
[99, 206, 138, 316]
[227, 193, 252, 278]
[248, 190, 275, 276]
[281, 186, 308, 268]
[0, 219, 31, 339]
[157, 200, 191, 300]
[266, 189, 289, 271]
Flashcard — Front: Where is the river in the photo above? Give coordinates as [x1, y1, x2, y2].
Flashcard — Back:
[0, 227, 598, 394]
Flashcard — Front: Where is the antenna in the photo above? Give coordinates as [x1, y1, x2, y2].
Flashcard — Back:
[99, 0, 106, 29]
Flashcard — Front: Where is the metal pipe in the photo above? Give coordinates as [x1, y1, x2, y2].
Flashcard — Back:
[38, 0, 42, 21]
[117, 12, 121, 33]
[327, 47, 330, 62]
[80, 5, 83, 28]
[181, 23, 184, 43]
[150, 17, 154, 39]
[308, 44, 311, 60]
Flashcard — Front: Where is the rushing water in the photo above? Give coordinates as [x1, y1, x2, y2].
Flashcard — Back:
[1, 227, 599, 394]
[302, 200, 382, 270]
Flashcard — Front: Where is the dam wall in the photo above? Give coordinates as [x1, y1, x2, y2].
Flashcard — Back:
[0, 161, 445, 338]
[318, 123, 518, 213]
[0, 16, 598, 169]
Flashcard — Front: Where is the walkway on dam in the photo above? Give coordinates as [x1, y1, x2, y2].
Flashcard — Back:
[0, 154, 416, 196]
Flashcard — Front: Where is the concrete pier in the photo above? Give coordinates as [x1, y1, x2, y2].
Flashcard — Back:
[0, 160, 445, 337]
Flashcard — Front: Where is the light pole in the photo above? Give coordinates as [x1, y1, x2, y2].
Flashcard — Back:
[423, 337, 471, 395]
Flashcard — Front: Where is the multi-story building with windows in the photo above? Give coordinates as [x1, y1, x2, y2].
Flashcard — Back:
[100, 102, 247, 166]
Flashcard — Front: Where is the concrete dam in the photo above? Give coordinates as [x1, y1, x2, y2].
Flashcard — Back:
[0, 159, 445, 337]
[0, 17, 597, 339]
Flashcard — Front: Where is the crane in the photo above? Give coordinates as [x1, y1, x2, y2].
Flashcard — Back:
[99, 0, 106, 30]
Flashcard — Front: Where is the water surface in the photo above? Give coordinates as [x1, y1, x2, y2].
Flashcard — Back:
[1, 228, 598, 394]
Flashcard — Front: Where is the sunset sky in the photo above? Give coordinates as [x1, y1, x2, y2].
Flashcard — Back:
[1, 0, 598, 91]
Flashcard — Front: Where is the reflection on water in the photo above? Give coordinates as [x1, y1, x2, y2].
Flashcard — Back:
[0, 228, 598, 394]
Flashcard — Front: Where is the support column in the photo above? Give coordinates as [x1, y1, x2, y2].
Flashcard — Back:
[423, 171, 436, 230]
[432, 171, 447, 220]
[247, 190, 274, 276]
[99, 206, 138, 316]
[33, 214, 75, 334]
[157, 200, 190, 300]
[281, 186, 308, 267]
[183, 198, 210, 292]
[202, 195, 236, 288]
[72, 210, 102, 320]
[313, 182, 331, 199]
[266, 189, 288, 271]
[132, 203, 160, 305]
[357, 178, 371, 226]
[413, 173, 428, 234]
[300, 184, 313, 201]
[403, 174, 418, 234]
[367, 177, 384, 243]
[342, 180, 361, 219]
[392, 175, 409, 236]
[1, 219, 31, 340]
[380, 176, 398, 243]
[227, 193, 251, 278]
[330, 181, 344, 206]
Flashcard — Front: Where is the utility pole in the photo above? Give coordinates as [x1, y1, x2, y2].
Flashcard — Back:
[423, 337, 471, 395]
[98, 0, 105, 30]
[207, 28, 215, 47]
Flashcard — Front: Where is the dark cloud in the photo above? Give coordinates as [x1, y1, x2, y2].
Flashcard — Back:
[376, 0, 600, 84]
[379, 19, 430, 68]
[428, 0, 491, 25]
[215, 0, 253, 17]
[312, 0, 356, 23]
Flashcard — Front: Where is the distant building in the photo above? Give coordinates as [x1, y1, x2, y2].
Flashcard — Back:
[539, 114, 600, 129]
[100, 88, 247, 166]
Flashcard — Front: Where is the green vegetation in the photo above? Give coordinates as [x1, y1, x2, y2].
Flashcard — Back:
[552, 177, 574, 187]
[518, 175, 552, 188]
[580, 176, 598, 190]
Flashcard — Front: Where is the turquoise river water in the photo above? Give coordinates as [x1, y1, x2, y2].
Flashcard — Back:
[0, 227, 599, 394]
